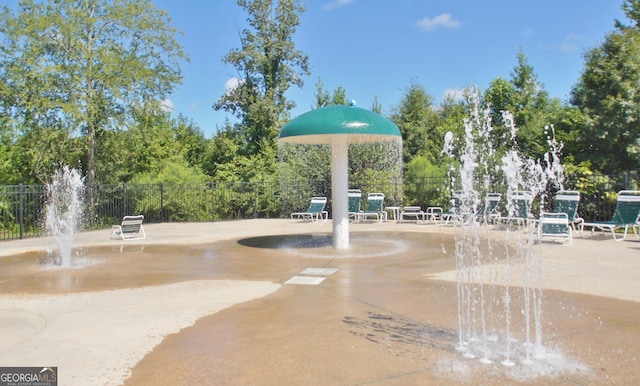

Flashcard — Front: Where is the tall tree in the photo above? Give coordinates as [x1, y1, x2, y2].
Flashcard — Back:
[571, 0, 640, 173]
[214, 0, 310, 159]
[312, 78, 348, 108]
[389, 79, 440, 164]
[510, 50, 554, 158]
[484, 50, 555, 159]
[0, 0, 187, 187]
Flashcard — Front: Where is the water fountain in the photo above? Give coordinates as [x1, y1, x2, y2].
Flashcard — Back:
[43, 166, 85, 266]
[279, 103, 401, 249]
[442, 88, 567, 370]
[5, 90, 635, 383]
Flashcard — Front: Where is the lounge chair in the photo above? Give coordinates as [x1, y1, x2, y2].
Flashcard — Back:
[291, 197, 328, 222]
[581, 190, 640, 241]
[359, 193, 387, 222]
[111, 215, 146, 240]
[425, 206, 443, 224]
[400, 206, 425, 223]
[537, 212, 572, 246]
[348, 189, 362, 222]
[477, 193, 502, 225]
[441, 190, 471, 226]
[498, 191, 534, 228]
[551, 190, 583, 231]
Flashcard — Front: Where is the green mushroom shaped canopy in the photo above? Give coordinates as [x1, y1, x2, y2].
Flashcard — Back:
[279, 105, 401, 144]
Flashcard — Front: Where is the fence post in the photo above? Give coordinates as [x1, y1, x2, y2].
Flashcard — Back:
[211, 182, 215, 222]
[160, 183, 165, 222]
[254, 182, 259, 219]
[19, 183, 24, 239]
[624, 171, 629, 190]
[122, 182, 127, 218]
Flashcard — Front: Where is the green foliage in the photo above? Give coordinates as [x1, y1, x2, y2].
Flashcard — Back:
[312, 78, 348, 108]
[370, 96, 383, 114]
[129, 157, 211, 221]
[390, 79, 441, 164]
[403, 155, 449, 208]
[434, 93, 469, 163]
[571, 5, 640, 173]
[484, 76, 516, 138]
[348, 142, 404, 205]
[483, 50, 557, 161]
[278, 142, 331, 214]
[172, 115, 207, 169]
[4, 125, 85, 183]
[547, 105, 590, 166]
[0, 0, 187, 186]
[213, 0, 309, 159]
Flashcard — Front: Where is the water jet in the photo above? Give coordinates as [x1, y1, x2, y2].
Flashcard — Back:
[43, 166, 85, 266]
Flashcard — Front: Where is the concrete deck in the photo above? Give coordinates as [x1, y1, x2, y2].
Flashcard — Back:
[1, 219, 639, 385]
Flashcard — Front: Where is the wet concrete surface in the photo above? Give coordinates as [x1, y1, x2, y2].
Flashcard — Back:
[1, 220, 639, 384]
[121, 232, 640, 385]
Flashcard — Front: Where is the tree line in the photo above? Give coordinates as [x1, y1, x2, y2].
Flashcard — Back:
[1, 0, 639, 198]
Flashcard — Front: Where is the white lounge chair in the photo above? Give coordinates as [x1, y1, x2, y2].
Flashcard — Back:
[111, 215, 146, 240]
[400, 206, 425, 223]
[538, 212, 572, 246]
[291, 197, 328, 222]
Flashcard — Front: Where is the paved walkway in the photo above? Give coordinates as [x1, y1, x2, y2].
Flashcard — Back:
[0, 219, 639, 385]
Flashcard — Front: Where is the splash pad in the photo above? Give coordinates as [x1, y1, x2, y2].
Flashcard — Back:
[2, 95, 638, 383]
[0, 220, 639, 384]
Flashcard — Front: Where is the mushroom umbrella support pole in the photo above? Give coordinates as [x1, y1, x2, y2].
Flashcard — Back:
[279, 104, 401, 249]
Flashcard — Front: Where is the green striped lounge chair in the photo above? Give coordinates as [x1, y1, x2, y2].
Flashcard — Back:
[581, 190, 640, 241]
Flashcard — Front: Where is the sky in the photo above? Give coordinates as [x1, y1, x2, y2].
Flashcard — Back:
[153, 0, 627, 137]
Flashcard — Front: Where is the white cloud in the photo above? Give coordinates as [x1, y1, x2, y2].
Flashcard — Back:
[443, 88, 465, 101]
[322, 0, 355, 11]
[224, 77, 242, 94]
[416, 13, 460, 31]
[160, 99, 175, 112]
[560, 33, 581, 52]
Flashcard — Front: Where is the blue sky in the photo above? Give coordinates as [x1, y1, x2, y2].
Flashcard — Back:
[154, 0, 627, 137]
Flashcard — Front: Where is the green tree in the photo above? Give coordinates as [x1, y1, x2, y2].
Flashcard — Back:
[389, 79, 440, 164]
[571, 0, 640, 173]
[547, 104, 591, 169]
[0, 119, 85, 183]
[0, 0, 187, 187]
[484, 50, 555, 159]
[484, 76, 516, 137]
[213, 0, 310, 159]
[118, 107, 181, 182]
[370, 96, 383, 114]
[202, 120, 243, 178]
[130, 157, 211, 222]
[510, 50, 554, 158]
[171, 115, 207, 169]
[312, 78, 348, 108]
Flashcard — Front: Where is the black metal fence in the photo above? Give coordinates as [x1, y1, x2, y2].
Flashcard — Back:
[1, 172, 638, 241]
